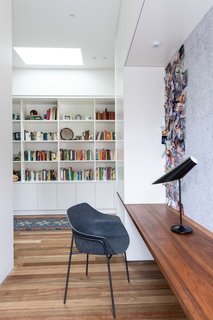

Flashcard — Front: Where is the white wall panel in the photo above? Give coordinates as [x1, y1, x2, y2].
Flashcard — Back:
[57, 183, 76, 210]
[124, 67, 165, 204]
[76, 183, 95, 207]
[95, 182, 115, 209]
[37, 183, 57, 210]
[14, 183, 37, 210]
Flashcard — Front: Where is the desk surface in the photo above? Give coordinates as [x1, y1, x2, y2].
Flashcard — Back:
[124, 204, 213, 320]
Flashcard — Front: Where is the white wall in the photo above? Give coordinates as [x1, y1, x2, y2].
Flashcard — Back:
[123, 67, 165, 260]
[13, 69, 114, 96]
[0, 0, 13, 283]
[124, 67, 165, 203]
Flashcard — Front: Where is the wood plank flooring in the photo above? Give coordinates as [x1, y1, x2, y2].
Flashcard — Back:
[0, 230, 186, 319]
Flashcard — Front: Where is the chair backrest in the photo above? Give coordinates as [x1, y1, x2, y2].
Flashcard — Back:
[67, 202, 103, 234]
[67, 203, 130, 256]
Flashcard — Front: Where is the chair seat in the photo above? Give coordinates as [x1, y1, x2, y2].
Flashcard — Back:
[67, 203, 130, 255]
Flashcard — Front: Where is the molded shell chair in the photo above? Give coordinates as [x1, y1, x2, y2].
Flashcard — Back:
[64, 203, 130, 318]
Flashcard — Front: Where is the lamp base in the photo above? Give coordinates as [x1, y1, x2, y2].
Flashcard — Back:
[171, 224, 193, 234]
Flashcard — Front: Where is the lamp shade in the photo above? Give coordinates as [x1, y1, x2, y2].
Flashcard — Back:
[152, 156, 198, 184]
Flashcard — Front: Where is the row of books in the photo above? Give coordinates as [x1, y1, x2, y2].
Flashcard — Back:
[44, 107, 57, 120]
[20, 168, 115, 181]
[96, 167, 116, 180]
[24, 130, 57, 141]
[96, 131, 115, 140]
[24, 150, 57, 161]
[96, 108, 115, 120]
[60, 168, 93, 181]
[95, 149, 115, 160]
[60, 149, 93, 161]
[24, 169, 57, 181]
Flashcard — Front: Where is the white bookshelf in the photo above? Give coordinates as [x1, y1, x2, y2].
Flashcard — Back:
[12, 97, 116, 214]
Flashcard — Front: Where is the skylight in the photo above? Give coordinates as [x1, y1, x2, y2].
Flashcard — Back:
[13, 47, 83, 66]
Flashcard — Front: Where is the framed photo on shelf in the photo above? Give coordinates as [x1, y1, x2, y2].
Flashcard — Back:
[63, 115, 71, 120]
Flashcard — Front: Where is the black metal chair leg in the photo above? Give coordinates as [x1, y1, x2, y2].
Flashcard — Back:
[106, 254, 116, 319]
[64, 233, 74, 304]
[124, 252, 130, 283]
[86, 253, 89, 276]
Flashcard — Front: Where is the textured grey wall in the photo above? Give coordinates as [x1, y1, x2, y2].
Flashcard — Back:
[183, 7, 213, 231]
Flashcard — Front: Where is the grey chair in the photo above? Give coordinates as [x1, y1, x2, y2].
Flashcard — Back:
[64, 202, 130, 318]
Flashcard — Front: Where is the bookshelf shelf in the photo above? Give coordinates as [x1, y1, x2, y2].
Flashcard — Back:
[22, 120, 58, 124]
[13, 96, 116, 213]
[96, 160, 115, 162]
[60, 160, 94, 163]
[96, 120, 115, 123]
[23, 140, 58, 143]
[59, 140, 95, 143]
[23, 160, 58, 163]
[95, 140, 115, 142]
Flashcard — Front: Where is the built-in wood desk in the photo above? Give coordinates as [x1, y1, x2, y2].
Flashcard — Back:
[124, 203, 213, 320]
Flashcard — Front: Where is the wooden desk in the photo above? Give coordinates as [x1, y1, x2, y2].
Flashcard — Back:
[124, 203, 213, 320]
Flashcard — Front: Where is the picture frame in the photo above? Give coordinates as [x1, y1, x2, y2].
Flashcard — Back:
[63, 115, 71, 120]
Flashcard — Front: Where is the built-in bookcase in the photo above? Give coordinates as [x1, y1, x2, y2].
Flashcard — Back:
[13, 97, 116, 214]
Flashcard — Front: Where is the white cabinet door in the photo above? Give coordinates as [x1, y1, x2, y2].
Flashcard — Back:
[13, 183, 37, 210]
[57, 183, 76, 209]
[37, 183, 57, 210]
[95, 182, 115, 209]
[76, 182, 95, 207]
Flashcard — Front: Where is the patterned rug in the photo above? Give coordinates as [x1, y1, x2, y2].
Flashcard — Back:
[14, 216, 71, 231]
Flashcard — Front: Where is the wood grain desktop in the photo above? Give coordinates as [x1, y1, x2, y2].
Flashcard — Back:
[124, 203, 213, 320]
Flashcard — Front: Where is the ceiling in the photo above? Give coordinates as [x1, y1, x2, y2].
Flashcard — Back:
[126, 0, 213, 67]
[12, 0, 121, 69]
[12, 0, 213, 69]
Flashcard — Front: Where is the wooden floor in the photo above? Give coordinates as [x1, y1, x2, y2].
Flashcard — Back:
[0, 230, 186, 319]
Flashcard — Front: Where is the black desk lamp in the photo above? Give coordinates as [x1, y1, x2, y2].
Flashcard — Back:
[152, 156, 198, 234]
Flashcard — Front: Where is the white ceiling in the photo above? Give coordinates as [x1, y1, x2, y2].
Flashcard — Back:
[126, 0, 213, 67]
[12, 0, 121, 69]
[12, 0, 213, 69]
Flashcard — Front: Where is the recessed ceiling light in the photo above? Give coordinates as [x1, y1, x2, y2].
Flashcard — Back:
[13, 47, 83, 66]
[152, 41, 161, 48]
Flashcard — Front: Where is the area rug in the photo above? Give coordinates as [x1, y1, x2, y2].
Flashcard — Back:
[14, 216, 71, 231]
